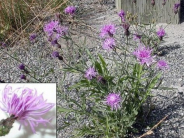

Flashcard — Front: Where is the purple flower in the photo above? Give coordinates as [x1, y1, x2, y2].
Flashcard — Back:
[133, 33, 141, 41]
[1, 42, 6, 47]
[55, 25, 68, 39]
[29, 34, 37, 41]
[105, 93, 121, 111]
[84, 67, 97, 80]
[100, 24, 116, 38]
[151, 0, 155, 6]
[97, 75, 106, 84]
[20, 74, 26, 80]
[0, 86, 55, 133]
[44, 21, 59, 37]
[118, 10, 125, 22]
[157, 60, 169, 70]
[133, 45, 155, 66]
[51, 39, 58, 45]
[157, 27, 165, 40]
[52, 51, 59, 58]
[103, 38, 115, 50]
[64, 6, 76, 15]
[162, 0, 166, 5]
[18, 63, 25, 70]
[174, 3, 180, 14]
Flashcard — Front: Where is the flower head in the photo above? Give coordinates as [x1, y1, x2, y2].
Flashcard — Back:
[84, 67, 97, 80]
[64, 6, 76, 15]
[105, 93, 121, 111]
[52, 51, 59, 58]
[18, 63, 25, 70]
[157, 60, 169, 70]
[174, 3, 180, 14]
[133, 33, 141, 42]
[133, 45, 155, 66]
[103, 38, 115, 50]
[0, 85, 55, 133]
[20, 74, 26, 80]
[44, 21, 59, 37]
[157, 27, 165, 40]
[29, 34, 37, 41]
[118, 10, 125, 22]
[100, 24, 116, 38]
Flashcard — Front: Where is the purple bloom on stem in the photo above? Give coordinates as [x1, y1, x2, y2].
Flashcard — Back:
[55, 25, 68, 39]
[20, 74, 26, 80]
[133, 45, 155, 66]
[157, 27, 165, 40]
[84, 67, 97, 80]
[151, 0, 155, 6]
[133, 33, 141, 41]
[0, 85, 55, 133]
[18, 63, 25, 70]
[103, 38, 115, 50]
[44, 21, 59, 37]
[52, 51, 59, 58]
[118, 10, 126, 22]
[100, 24, 116, 38]
[157, 60, 169, 70]
[162, 0, 166, 5]
[64, 6, 76, 15]
[174, 3, 180, 14]
[1, 42, 6, 47]
[51, 39, 58, 45]
[105, 93, 121, 111]
[29, 34, 37, 41]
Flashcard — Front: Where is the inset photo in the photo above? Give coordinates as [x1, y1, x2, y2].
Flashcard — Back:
[0, 83, 56, 138]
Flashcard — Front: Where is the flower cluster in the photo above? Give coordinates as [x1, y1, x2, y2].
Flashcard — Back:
[100, 24, 116, 50]
[133, 44, 169, 70]
[0, 85, 55, 133]
[44, 20, 68, 46]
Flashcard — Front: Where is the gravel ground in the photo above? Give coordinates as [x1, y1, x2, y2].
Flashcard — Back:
[0, 0, 184, 138]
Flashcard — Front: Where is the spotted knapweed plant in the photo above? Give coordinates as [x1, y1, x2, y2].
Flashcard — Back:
[57, 4, 171, 138]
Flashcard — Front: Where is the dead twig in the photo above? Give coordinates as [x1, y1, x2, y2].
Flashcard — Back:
[138, 114, 169, 138]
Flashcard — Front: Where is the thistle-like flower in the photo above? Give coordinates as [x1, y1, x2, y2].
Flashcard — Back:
[44, 20, 59, 37]
[102, 38, 115, 50]
[0, 86, 55, 133]
[84, 67, 97, 80]
[64, 6, 76, 15]
[100, 24, 116, 38]
[29, 34, 37, 41]
[52, 51, 60, 58]
[118, 10, 126, 22]
[157, 27, 165, 40]
[174, 3, 180, 14]
[18, 63, 25, 70]
[105, 93, 121, 111]
[157, 60, 169, 70]
[133, 45, 155, 66]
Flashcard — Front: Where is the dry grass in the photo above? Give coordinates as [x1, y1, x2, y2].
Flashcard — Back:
[0, 0, 70, 45]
